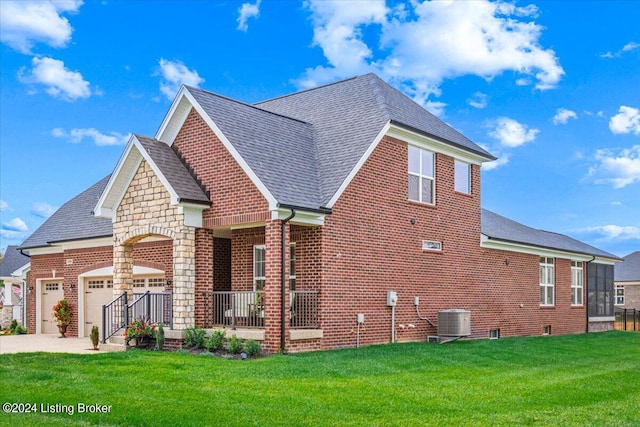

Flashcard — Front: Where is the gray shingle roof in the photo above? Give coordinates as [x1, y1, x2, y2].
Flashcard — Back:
[255, 73, 495, 206]
[0, 246, 30, 277]
[19, 176, 113, 250]
[135, 135, 210, 205]
[186, 87, 322, 210]
[615, 251, 640, 281]
[481, 209, 620, 260]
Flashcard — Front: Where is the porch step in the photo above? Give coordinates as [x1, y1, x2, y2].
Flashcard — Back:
[100, 334, 127, 352]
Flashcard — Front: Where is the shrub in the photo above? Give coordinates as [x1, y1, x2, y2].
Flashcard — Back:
[90, 325, 99, 350]
[155, 323, 165, 351]
[205, 330, 226, 352]
[9, 319, 18, 333]
[227, 334, 243, 354]
[184, 327, 207, 349]
[244, 339, 261, 356]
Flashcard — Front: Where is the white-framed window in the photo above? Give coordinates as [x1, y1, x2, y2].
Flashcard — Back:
[289, 243, 296, 290]
[539, 257, 554, 306]
[489, 329, 500, 339]
[615, 285, 625, 306]
[571, 261, 584, 306]
[253, 245, 266, 291]
[543, 325, 552, 335]
[454, 160, 471, 194]
[422, 240, 442, 252]
[408, 145, 435, 204]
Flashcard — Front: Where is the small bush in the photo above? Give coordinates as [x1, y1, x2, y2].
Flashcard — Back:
[244, 339, 261, 356]
[227, 334, 243, 354]
[205, 330, 226, 352]
[155, 323, 165, 351]
[90, 325, 99, 350]
[183, 327, 207, 349]
[9, 319, 18, 333]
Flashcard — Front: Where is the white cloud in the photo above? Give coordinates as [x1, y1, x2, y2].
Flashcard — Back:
[237, 0, 261, 32]
[19, 56, 91, 101]
[157, 59, 204, 100]
[582, 225, 640, 241]
[481, 154, 510, 171]
[2, 218, 28, 232]
[489, 117, 539, 148]
[587, 145, 640, 188]
[609, 106, 640, 135]
[52, 127, 130, 146]
[299, 0, 564, 108]
[467, 92, 488, 109]
[601, 41, 639, 58]
[0, 0, 82, 54]
[30, 202, 58, 218]
[0, 200, 7, 211]
[552, 108, 577, 125]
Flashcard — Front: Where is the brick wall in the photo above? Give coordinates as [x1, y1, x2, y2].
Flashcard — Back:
[316, 135, 586, 349]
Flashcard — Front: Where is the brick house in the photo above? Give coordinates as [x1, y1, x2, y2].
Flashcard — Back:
[615, 251, 640, 309]
[19, 74, 620, 352]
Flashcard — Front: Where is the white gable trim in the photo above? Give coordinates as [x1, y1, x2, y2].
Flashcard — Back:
[326, 122, 391, 208]
[94, 135, 207, 225]
[387, 124, 493, 166]
[155, 86, 278, 211]
[480, 234, 619, 265]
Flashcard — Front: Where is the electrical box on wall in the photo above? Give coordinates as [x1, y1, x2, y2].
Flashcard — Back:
[357, 313, 365, 324]
[387, 291, 398, 307]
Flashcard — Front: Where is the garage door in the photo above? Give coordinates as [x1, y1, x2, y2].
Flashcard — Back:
[84, 276, 165, 336]
[42, 281, 64, 334]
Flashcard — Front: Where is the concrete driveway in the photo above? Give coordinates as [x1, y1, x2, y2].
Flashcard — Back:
[0, 334, 109, 355]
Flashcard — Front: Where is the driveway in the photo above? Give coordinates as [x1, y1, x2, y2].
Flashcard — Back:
[0, 334, 108, 355]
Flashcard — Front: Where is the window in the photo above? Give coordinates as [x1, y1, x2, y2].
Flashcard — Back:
[489, 329, 500, 339]
[539, 257, 554, 306]
[289, 243, 296, 290]
[253, 245, 266, 291]
[454, 160, 471, 194]
[571, 261, 584, 305]
[615, 285, 625, 306]
[408, 145, 435, 204]
[422, 240, 442, 252]
[543, 325, 552, 335]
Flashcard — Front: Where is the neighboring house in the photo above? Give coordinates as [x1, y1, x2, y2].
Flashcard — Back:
[0, 246, 30, 327]
[19, 74, 620, 351]
[614, 251, 640, 309]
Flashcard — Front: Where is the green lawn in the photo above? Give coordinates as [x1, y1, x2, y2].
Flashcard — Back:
[1, 331, 639, 426]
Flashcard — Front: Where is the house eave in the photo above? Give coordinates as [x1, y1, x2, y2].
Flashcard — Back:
[480, 234, 621, 264]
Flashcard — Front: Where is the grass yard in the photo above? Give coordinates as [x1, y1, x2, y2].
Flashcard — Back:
[0, 331, 638, 426]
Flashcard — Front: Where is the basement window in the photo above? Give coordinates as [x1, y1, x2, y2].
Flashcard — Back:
[422, 240, 442, 252]
[543, 325, 551, 335]
[489, 329, 500, 339]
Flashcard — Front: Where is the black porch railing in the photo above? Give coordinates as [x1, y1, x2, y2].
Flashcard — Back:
[102, 292, 127, 343]
[615, 308, 639, 331]
[102, 292, 172, 343]
[202, 290, 319, 329]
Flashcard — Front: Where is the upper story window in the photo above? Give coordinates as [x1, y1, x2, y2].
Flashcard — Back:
[454, 160, 471, 194]
[408, 145, 435, 204]
[539, 257, 555, 306]
[571, 261, 584, 306]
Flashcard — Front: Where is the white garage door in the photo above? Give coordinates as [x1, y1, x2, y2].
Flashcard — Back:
[84, 276, 165, 336]
[41, 281, 64, 334]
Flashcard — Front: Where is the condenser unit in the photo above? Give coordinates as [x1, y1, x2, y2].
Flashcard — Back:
[438, 309, 471, 337]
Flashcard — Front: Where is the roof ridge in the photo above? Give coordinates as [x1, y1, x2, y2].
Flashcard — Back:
[184, 85, 312, 126]
[254, 74, 364, 105]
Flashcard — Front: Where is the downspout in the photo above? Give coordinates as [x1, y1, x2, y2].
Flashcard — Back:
[20, 250, 31, 327]
[280, 209, 296, 354]
[585, 255, 596, 333]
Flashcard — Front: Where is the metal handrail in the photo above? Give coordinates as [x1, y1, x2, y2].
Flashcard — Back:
[127, 291, 173, 328]
[102, 292, 128, 343]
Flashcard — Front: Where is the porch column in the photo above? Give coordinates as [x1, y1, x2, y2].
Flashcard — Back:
[263, 219, 290, 353]
[113, 243, 133, 298]
[172, 227, 196, 330]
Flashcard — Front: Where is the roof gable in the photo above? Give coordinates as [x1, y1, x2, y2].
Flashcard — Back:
[0, 246, 30, 277]
[94, 135, 210, 225]
[615, 251, 640, 281]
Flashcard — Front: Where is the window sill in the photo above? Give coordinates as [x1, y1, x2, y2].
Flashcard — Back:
[539, 305, 555, 309]
[454, 190, 472, 197]
[408, 200, 436, 208]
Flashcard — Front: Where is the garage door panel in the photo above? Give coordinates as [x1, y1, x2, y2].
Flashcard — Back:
[84, 279, 113, 336]
[42, 281, 64, 334]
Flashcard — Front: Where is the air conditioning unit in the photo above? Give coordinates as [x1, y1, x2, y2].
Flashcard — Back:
[438, 309, 471, 337]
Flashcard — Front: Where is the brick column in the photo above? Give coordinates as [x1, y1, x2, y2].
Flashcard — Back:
[172, 227, 196, 330]
[263, 219, 289, 353]
[113, 243, 133, 298]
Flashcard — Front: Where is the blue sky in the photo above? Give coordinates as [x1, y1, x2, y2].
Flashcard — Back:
[1, 0, 639, 257]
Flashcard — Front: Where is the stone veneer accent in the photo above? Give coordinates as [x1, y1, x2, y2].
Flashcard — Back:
[113, 160, 196, 330]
